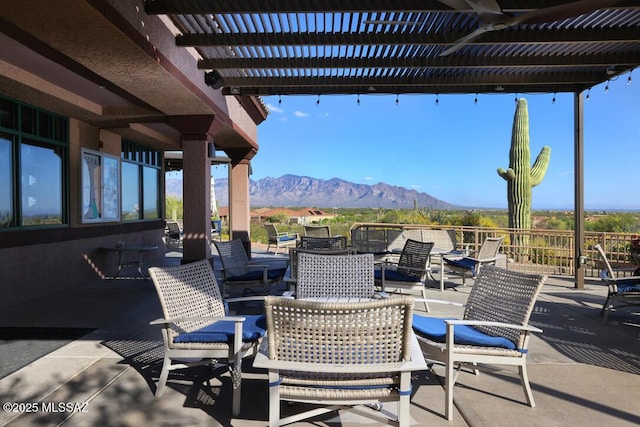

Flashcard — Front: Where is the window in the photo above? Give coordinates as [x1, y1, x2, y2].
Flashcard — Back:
[80, 148, 120, 223]
[121, 141, 160, 221]
[0, 96, 68, 229]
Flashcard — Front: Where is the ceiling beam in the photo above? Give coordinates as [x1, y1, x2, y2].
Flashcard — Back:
[200, 52, 640, 70]
[177, 28, 640, 47]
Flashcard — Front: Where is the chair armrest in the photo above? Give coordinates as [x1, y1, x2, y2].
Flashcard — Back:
[414, 298, 465, 307]
[226, 295, 267, 303]
[444, 319, 543, 334]
[150, 315, 246, 326]
[254, 333, 427, 372]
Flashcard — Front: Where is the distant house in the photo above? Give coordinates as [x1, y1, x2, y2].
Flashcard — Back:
[224, 206, 338, 224]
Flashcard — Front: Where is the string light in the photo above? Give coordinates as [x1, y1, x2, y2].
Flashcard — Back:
[515, 93, 518, 103]
[357, 94, 360, 106]
[552, 93, 556, 104]
[395, 94, 399, 106]
[604, 80, 610, 94]
[435, 94, 439, 106]
[474, 93, 478, 104]
[278, 95, 282, 104]
[628, 71, 633, 85]
[316, 95, 320, 106]
[586, 89, 591, 101]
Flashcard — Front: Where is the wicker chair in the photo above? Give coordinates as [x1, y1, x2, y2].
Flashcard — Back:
[303, 224, 331, 237]
[254, 296, 427, 427]
[288, 247, 351, 284]
[298, 235, 349, 250]
[443, 236, 504, 285]
[375, 239, 435, 312]
[265, 223, 298, 254]
[296, 252, 374, 299]
[213, 239, 287, 296]
[412, 265, 546, 420]
[148, 259, 267, 416]
[594, 244, 640, 324]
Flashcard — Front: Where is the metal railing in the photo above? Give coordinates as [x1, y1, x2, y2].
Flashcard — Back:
[350, 223, 639, 278]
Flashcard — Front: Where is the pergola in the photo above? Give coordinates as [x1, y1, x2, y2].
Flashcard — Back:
[143, 0, 640, 288]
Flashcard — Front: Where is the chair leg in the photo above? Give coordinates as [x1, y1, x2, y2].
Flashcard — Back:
[268, 371, 281, 427]
[155, 355, 171, 397]
[398, 371, 411, 427]
[445, 359, 455, 421]
[420, 287, 430, 312]
[230, 358, 243, 416]
[518, 364, 536, 407]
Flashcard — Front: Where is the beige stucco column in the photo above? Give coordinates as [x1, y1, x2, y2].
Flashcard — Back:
[229, 159, 252, 256]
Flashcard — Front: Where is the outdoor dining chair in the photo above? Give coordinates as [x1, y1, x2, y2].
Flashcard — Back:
[412, 265, 546, 420]
[264, 223, 298, 254]
[375, 239, 435, 312]
[213, 239, 287, 296]
[594, 244, 640, 324]
[253, 296, 427, 427]
[443, 236, 504, 285]
[148, 259, 267, 416]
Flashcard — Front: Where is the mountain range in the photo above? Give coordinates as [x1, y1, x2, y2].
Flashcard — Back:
[166, 174, 454, 209]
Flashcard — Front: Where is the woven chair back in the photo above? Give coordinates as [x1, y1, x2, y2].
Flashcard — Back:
[213, 239, 250, 270]
[397, 239, 434, 279]
[298, 236, 348, 250]
[303, 225, 331, 238]
[289, 247, 350, 280]
[264, 296, 414, 364]
[477, 236, 504, 259]
[464, 265, 546, 348]
[148, 259, 226, 341]
[297, 252, 374, 299]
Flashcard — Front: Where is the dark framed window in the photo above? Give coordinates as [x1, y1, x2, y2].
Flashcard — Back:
[121, 141, 160, 221]
[0, 96, 68, 229]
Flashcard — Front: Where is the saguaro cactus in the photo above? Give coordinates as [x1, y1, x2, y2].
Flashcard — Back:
[497, 98, 551, 254]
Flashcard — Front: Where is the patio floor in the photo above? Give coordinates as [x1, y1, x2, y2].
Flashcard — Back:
[0, 246, 638, 427]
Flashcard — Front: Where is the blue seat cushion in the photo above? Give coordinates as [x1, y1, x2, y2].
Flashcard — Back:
[227, 267, 287, 282]
[618, 282, 640, 293]
[444, 257, 477, 275]
[374, 269, 419, 282]
[174, 314, 267, 344]
[412, 315, 516, 350]
[277, 235, 297, 242]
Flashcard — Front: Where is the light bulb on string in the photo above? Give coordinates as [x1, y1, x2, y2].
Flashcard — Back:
[474, 93, 478, 104]
[316, 95, 320, 106]
[604, 80, 610, 94]
[435, 94, 439, 106]
[552, 93, 556, 104]
[586, 89, 590, 101]
[628, 71, 633, 85]
[395, 94, 399, 106]
[278, 95, 282, 104]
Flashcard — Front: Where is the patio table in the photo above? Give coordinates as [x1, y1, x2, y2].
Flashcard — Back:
[101, 244, 158, 280]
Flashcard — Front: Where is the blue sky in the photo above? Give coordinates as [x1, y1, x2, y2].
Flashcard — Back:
[213, 74, 639, 210]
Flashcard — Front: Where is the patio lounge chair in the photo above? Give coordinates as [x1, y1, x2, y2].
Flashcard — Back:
[443, 236, 504, 285]
[296, 252, 374, 299]
[287, 247, 351, 286]
[213, 239, 287, 296]
[265, 223, 298, 254]
[375, 239, 435, 312]
[594, 244, 640, 324]
[165, 221, 182, 247]
[148, 259, 267, 416]
[254, 296, 427, 427]
[413, 265, 546, 420]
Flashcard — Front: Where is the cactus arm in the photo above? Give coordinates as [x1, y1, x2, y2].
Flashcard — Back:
[497, 167, 515, 181]
[530, 146, 551, 187]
